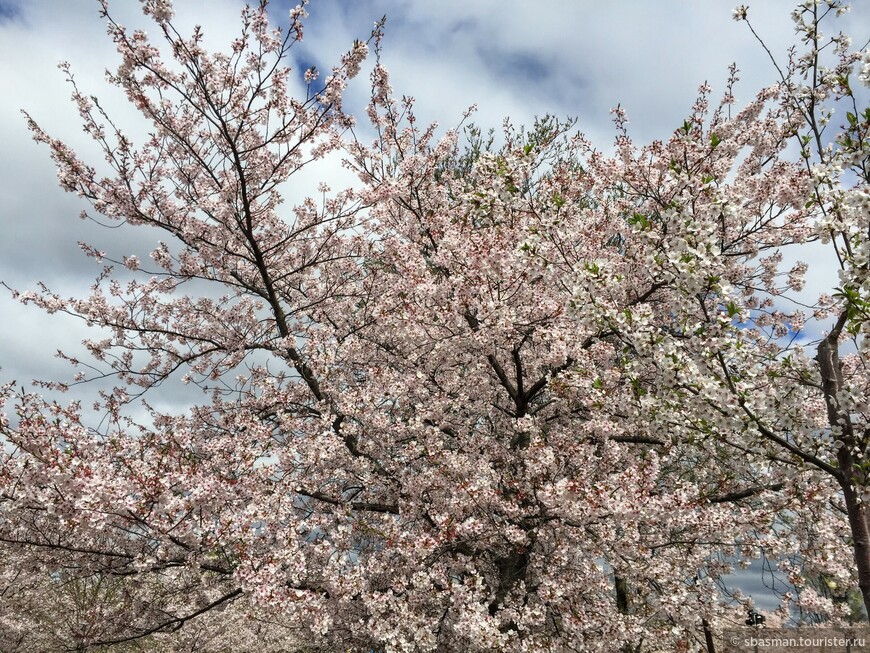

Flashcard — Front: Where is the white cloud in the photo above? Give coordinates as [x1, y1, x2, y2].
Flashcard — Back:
[3, 0, 866, 401]
[2, 0, 866, 392]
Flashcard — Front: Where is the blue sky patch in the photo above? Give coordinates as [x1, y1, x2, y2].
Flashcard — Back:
[0, 0, 20, 22]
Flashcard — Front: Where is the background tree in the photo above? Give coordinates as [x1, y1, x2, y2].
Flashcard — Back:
[723, 0, 870, 619]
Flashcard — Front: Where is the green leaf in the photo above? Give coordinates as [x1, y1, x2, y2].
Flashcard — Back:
[628, 212, 650, 231]
[725, 301, 739, 318]
[838, 74, 852, 93]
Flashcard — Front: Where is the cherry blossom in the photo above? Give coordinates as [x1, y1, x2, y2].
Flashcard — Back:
[2, 1, 870, 651]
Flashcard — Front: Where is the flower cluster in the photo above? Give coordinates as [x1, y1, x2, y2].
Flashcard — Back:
[3, 1, 870, 651]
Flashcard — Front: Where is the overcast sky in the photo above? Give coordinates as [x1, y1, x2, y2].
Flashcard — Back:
[1, 0, 868, 610]
[5, 0, 866, 390]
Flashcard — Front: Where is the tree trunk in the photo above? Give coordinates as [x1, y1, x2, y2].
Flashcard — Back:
[489, 549, 530, 618]
[615, 574, 630, 614]
[818, 314, 870, 620]
[837, 458, 870, 619]
[702, 618, 716, 653]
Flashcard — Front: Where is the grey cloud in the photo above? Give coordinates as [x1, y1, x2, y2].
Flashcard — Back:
[4, 0, 866, 395]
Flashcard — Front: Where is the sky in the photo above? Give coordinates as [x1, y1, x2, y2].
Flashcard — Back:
[0, 0, 868, 611]
[5, 0, 863, 398]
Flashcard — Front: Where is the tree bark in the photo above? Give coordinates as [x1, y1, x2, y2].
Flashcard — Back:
[702, 618, 716, 653]
[818, 312, 870, 620]
[837, 458, 870, 619]
[615, 574, 630, 614]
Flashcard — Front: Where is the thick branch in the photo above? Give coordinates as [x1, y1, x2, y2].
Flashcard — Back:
[297, 489, 399, 515]
[610, 435, 666, 446]
[81, 587, 243, 649]
[705, 483, 785, 504]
